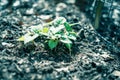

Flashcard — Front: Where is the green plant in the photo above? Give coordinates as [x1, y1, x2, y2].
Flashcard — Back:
[18, 17, 77, 51]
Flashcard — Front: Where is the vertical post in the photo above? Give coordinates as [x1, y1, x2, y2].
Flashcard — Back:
[94, 0, 104, 29]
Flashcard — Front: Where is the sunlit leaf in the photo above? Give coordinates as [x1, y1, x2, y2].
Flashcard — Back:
[60, 38, 72, 44]
[68, 34, 76, 40]
[55, 34, 62, 38]
[48, 39, 58, 50]
[17, 36, 24, 41]
[24, 33, 39, 44]
[30, 25, 43, 30]
[54, 25, 64, 34]
[51, 36, 57, 40]
[42, 27, 49, 33]
[39, 32, 48, 36]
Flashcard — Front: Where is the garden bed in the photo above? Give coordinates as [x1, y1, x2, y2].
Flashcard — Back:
[0, 0, 120, 80]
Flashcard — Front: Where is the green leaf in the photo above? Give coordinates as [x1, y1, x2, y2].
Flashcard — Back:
[33, 29, 41, 34]
[65, 43, 72, 50]
[54, 17, 66, 25]
[64, 22, 72, 32]
[48, 39, 58, 50]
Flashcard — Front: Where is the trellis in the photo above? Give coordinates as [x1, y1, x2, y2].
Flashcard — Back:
[91, 0, 120, 29]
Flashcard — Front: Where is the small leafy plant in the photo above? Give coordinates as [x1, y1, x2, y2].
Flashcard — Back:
[18, 17, 77, 51]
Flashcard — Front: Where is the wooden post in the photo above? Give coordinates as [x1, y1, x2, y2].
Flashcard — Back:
[94, 0, 104, 29]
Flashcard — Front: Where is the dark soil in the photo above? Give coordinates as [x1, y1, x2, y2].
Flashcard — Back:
[0, 0, 120, 80]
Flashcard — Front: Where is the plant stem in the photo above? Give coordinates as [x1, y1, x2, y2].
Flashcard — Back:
[70, 22, 81, 26]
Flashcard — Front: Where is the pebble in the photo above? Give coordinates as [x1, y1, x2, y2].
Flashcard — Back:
[66, 0, 75, 4]
[40, 15, 53, 20]
[56, 67, 69, 72]
[2, 42, 15, 48]
[112, 70, 120, 77]
[0, 0, 8, 6]
[18, 59, 24, 64]
[56, 3, 67, 11]
[112, 9, 120, 19]
[8, 63, 22, 72]
[13, 1, 20, 7]
[26, 8, 34, 15]
[0, 44, 4, 50]
[69, 66, 77, 73]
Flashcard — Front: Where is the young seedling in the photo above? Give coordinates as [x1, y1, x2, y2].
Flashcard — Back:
[18, 17, 78, 52]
